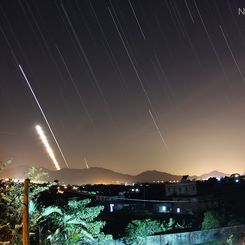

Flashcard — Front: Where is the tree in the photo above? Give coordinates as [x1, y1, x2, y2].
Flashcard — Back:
[0, 160, 12, 172]
[124, 218, 177, 245]
[0, 166, 50, 244]
[0, 166, 111, 244]
[39, 198, 112, 244]
[25, 166, 49, 183]
[201, 211, 222, 230]
[0, 160, 23, 243]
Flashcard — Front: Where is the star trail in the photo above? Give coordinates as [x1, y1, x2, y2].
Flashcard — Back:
[1, 0, 245, 175]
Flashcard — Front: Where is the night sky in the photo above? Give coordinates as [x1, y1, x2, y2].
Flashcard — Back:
[1, 0, 245, 175]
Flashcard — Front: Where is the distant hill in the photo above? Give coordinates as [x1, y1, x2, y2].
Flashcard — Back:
[135, 170, 182, 182]
[0, 166, 133, 185]
[0, 165, 232, 184]
[47, 167, 133, 185]
[199, 170, 229, 180]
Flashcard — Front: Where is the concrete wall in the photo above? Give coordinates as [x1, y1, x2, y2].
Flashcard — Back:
[97, 225, 245, 245]
[145, 225, 245, 244]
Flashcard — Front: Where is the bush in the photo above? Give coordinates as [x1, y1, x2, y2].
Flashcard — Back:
[201, 211, 222, 230]
[124, 218, 178, 245]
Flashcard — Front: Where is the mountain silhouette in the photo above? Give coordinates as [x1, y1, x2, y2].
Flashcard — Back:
[0, 165, 231, 184]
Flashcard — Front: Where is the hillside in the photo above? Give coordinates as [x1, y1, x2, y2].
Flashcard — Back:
[0, 165, 230, 184]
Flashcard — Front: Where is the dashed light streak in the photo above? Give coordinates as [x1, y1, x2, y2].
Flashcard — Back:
[84, 158, 89, 169]
[35, 125, 60, 171]
[18, 64, 69, 168]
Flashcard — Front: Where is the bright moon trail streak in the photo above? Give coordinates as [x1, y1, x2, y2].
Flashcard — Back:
[18, 64, 69, 168]
[35, 125, 60, 170]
